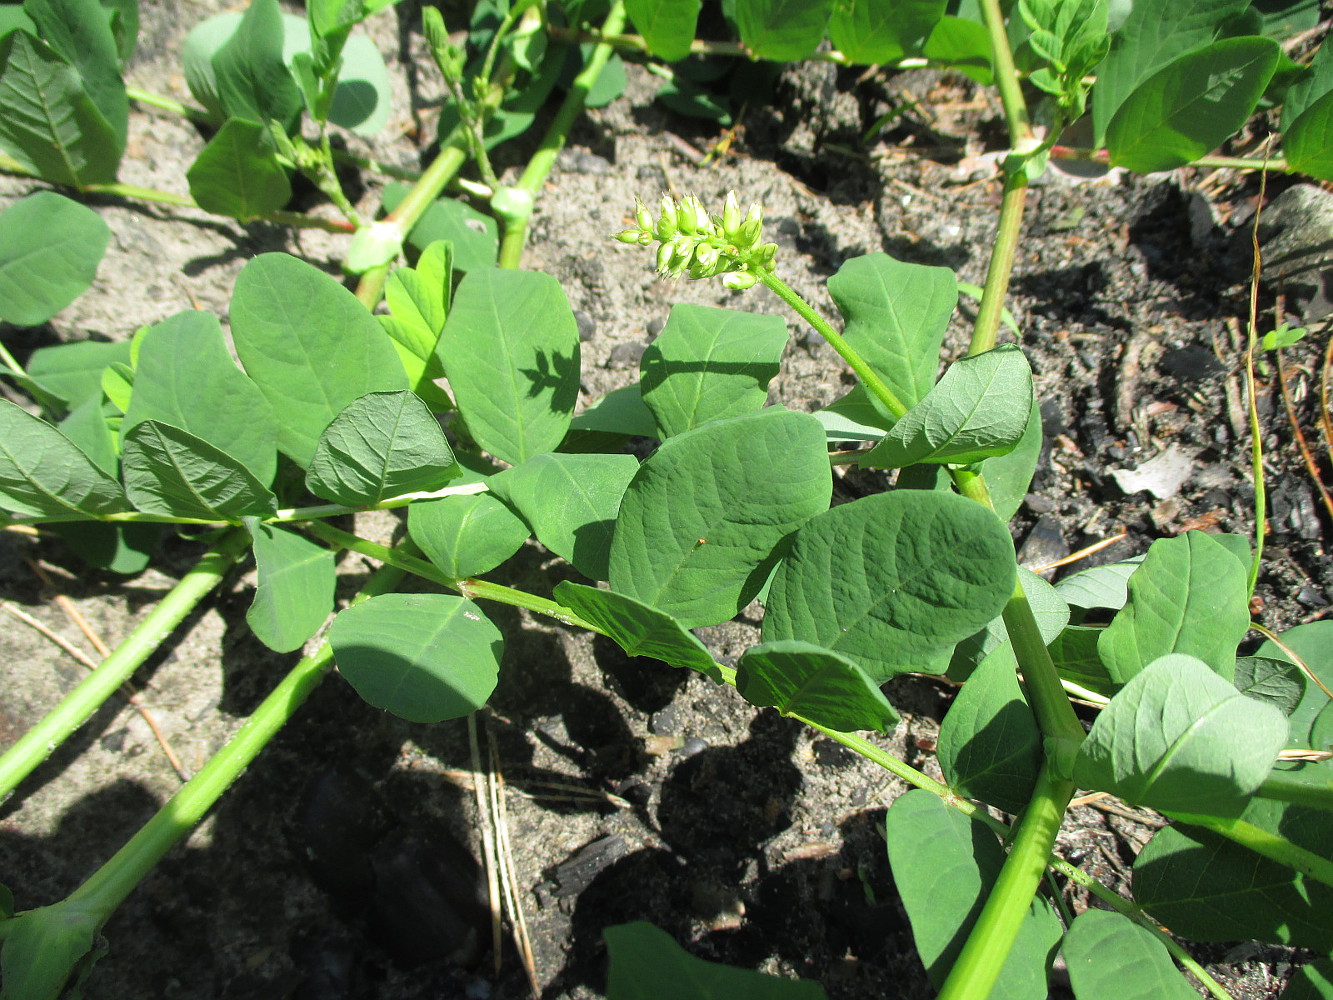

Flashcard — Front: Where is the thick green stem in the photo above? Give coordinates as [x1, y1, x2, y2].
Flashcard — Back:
[0, 528, 251, 803]
[968, 170, 1028, 356]
[497, 0, 628, 269]
[1177, 813, 1333, 889]
[807, 722, 1231, 999]
[937, 764, 1077, 1000]
[757, 270, 908, 419]
[300, 521, 599, 631]
[64, 557, 406, 918]
[978, 0, 1033, 146]
[1256, 772, 1333, 812]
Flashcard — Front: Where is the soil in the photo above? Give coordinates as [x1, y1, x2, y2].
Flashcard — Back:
[1, 3, 1329, 999]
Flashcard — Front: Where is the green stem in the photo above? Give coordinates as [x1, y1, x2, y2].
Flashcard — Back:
[63, 556, 407, 919]
[1178, 813, 1333, 889]
[968, 169, 1028, 355]
[1255, 772, 1333, 812]
[937, 764, 1077, 1000]
[0, 528, 251, 804]
[807, 722, 1232, 999]
[1002, 580, 1087, 749]
[1049, 147, 1293, 173]
[978, 0, 1033, 145]
[756, 270, 908, 419]
[1244, 170, 1270, 597]
[0, 153, 356, 233]
[497, 0, 627, 269]
[353, 141, 469, 308]
[300, 521, 599, 631]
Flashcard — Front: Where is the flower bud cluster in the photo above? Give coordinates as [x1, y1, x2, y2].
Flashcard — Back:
[614, 192, 778, 290]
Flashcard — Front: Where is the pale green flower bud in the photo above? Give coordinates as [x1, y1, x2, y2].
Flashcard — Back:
[656, 242, 675, 274]
[675, 196, 698, 236]
[738, 217, 762, 246]
[635, 200, 653, 231]
[615, 230, 644, 244]
[693, 244, 721, 271]
[723, 270, 759, 290]
[721, 191, 742, 236]
[659, 196, 678, 234]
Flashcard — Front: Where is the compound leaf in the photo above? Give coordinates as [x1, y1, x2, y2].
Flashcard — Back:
[1097, 531, 1249, 684]
[885, 790, 1062, 997]
[554, 581, 720, 679]
[408, 492, 530, 582]
[229, 253, 407, 467]
[1062, 909, 1198, 1000]
[862, 344, 1033, 468]
[305, 390, 458, 506]
[938, 644, 1041, 814]
[0, 192, 109, 327]
[124, 310, 278, 487]
[245, 520, 335, 653]
[24, 0, 128, 148]
[186, 117, 292, 220]
[435, 268, 579, 466]
[328, 593, 502, 723]
[1074, 653, 1289, 817]
[605, 921, 827, 1000]
[1106, 37, 1280, 172]
[640, 303, 788, 438]
[734, 0, 834, 60]
[762, 490, 1015, 682]
[625, 0, 701, 61]
[609, 408, 830, 629]
[121, 420, 276, 520]
[0, 399, 128, 518]
[828, 253, 957, 417]
[736, 639, 899, 733]
[489, 452, 639, 581]
[23, 340, 130, 416]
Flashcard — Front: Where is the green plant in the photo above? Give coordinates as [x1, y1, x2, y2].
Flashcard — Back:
[1, 0, 1331, 998]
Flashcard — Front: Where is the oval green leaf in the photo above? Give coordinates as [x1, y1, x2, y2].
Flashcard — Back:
[408, 492, 530, 582]
[1106, 37, 1280, 172]
[229, 253, 407, 467]
[762, 490, 1016, 682]
[435, 268, 579, 466]
[553, 581, 720, 679]
[938, 644, 1041, 814]
[736, 639, 899, 733]
[861, 344, 1033, 468]
[489, 452, 639, 581]
[124, 310, 278, 487]
[328, 593, 502, 723]
[305, 390, 458, 506]
[0, 192, 109, 327]
[121, 420, 277, 520]
[734, 0, 834, 61]
[1062, 909, 1198, 1000]
[640, 303, 788, 438]
[0, 399, 129, 519]
[245, 520, 335, 653]
[1074, 653, 1289, 817]
[609, 408, 831, 629]
[186, 117, 292, 220]
[1097, 531, 1249, 684]
[885, 790, 1063, 996]
[624, 0, 701, 61]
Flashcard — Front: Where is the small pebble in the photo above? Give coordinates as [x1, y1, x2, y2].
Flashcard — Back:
[608, 341, 647, 366]
[574, 152, 612, 174]
[574, 310, 596, 342]
[676, 736, 708, 759]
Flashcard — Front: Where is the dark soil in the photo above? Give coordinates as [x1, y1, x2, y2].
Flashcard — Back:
[1, 2, 1329, 999]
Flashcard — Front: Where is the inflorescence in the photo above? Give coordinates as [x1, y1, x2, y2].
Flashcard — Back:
[614, 192, 778, 290]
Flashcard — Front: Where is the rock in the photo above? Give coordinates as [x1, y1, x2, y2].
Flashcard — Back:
[1109, 444, 1195, 499]
[1258, 184, 1333, 321]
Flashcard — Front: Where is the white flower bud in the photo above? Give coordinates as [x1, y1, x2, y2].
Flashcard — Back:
[723, 270, 759, 290]
[721, 191, 742, 235]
